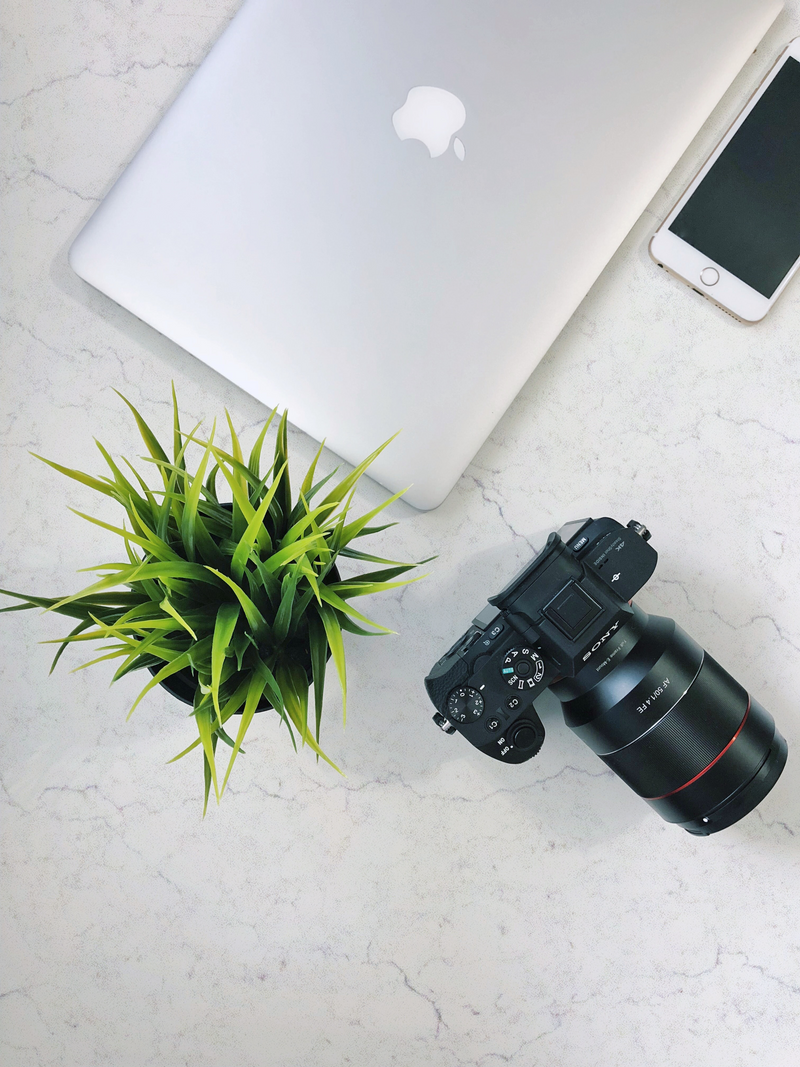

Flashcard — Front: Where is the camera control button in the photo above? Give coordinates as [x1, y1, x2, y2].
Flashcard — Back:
[478, 621, 505, 648]
[506, 696, 522, 711]
[502, 648, 545, 689]
[446, 686, 485, 723]
[485, 716, 503, 732]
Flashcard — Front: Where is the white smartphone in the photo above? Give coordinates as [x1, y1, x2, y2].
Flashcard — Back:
[649, 37, 800, 323]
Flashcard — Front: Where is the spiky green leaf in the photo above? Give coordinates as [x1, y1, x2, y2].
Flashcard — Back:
[221, 664, 269, 794]
[247, 406, 278, 481]
[315, 602, 347, 723]
[211, 603, 240, 724]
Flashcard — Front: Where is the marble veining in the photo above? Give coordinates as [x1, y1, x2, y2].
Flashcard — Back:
[2, 2, 800, 1065]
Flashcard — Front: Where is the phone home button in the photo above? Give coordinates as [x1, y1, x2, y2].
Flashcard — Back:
[699, 267, 720, 286]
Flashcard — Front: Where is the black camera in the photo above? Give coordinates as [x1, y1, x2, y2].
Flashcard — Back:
[424, 518, 788, 835]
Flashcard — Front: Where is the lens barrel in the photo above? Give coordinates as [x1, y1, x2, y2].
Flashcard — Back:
[553, 606, 787, 834]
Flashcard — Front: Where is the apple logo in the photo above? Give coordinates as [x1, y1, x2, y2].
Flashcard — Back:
[392, 86, 466, 160]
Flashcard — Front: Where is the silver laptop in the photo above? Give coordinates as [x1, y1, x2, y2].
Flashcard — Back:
[69, 0, 781, 509]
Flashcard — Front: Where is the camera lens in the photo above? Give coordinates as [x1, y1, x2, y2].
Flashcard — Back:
[552, 606, 787, 834]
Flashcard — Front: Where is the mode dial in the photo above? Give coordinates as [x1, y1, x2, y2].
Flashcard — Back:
[501, 647, 545, 690]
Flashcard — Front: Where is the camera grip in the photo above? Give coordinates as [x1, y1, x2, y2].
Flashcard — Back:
[424, 659, 469, 713]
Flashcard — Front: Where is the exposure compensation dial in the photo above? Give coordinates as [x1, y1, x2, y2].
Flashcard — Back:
[446, 686, 485, 724]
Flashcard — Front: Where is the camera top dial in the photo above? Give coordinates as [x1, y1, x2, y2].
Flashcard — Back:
[446, 686, 485, 723]
[501, 647, 545, 689]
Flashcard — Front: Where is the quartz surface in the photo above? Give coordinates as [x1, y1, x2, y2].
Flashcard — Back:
[2, 4, 800, 1066]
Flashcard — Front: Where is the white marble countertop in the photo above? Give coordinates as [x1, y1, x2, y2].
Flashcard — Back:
[2, 3, 800, 1065]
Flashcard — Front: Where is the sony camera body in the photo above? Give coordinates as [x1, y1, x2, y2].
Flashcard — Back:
[425, 518, 787, 834]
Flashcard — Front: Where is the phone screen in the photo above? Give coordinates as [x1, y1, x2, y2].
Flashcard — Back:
[669, 56, 800, 298]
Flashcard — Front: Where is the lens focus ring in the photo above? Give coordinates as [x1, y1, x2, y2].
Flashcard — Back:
[554, 607, 787, 833]
[599, 652, 750, 799]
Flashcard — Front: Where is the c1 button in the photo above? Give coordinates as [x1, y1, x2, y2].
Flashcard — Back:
[485, 716, 502, 732]
[699, 267, 719, 286]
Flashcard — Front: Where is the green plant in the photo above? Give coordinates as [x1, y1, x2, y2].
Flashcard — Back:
[1, 389, 427, 812]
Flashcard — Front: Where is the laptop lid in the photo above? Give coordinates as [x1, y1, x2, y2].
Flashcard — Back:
[69, 0, 781, 509]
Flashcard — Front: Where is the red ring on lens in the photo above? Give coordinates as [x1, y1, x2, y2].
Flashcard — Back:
[646, 698, 751, 801]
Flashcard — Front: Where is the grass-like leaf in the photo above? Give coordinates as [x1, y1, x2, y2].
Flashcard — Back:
[247, 405, 277, 479]
[29, 455, 115, 499]
[221, 663, 270, 794]
[180, 426, 215, 562]
[204, 568, 268, 637]
[211, 603, 240, 724]
[308, 612, 328, 743]
[318, 584, 393, 634]
[114, 390, 171, 485]
[315, 601, 347, 724]
[1, 388, 428, 811]
[230, 461, 287, 580]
